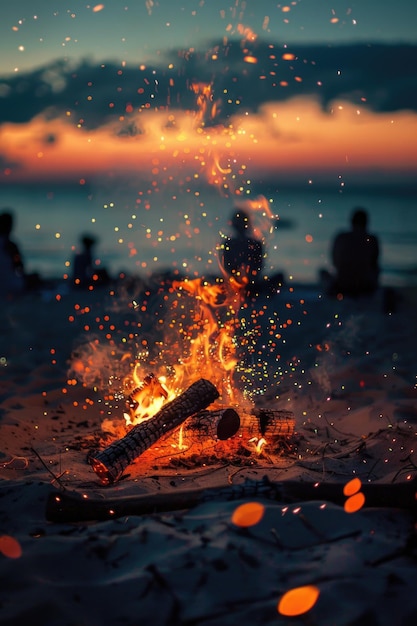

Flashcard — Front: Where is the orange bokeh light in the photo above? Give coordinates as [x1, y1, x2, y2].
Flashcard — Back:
[278, 585, 320, 616]
[343, 477, 362, 497]
[243, 55, 258, 64]
[344, 491, 366, 513]
[231, 502, 265, 527]
[0, 535, 22, 559]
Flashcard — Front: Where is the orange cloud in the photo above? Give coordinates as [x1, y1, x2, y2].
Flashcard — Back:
[1, 97, 416, 187]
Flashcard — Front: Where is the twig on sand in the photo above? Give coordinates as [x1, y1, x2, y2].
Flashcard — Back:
[31, 447, 67, 489]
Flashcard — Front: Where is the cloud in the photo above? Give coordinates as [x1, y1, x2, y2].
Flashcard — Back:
[1, 96, 415, 188]
[0, 40, 416, 131]
[0, 40, 416, 187]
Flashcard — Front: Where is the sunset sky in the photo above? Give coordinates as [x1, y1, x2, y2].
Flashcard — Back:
[1, 0, 417, 190]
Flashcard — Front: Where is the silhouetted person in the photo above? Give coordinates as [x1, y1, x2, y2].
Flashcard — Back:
[0, 210, 25, 297]
[323, 208, 380, 297]
[220, 209, 264, 292]
[72, 234, 110, 288]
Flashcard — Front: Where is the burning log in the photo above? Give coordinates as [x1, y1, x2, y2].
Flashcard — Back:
[252, 408, 296, 438]
[46, 475, 417, 523]
[186, 408, 240, 441]
[89, 378, 219, 485]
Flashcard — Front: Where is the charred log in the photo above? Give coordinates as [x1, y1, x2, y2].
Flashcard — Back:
[89, 378, 219, 485]
[252, 408, 296, 437]
[185, 408, 240, 441]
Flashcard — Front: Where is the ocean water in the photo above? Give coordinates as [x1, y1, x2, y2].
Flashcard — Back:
[1, 181, 416, 287]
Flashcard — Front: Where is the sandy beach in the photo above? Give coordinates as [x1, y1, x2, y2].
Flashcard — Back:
[1, 275, 417, 625]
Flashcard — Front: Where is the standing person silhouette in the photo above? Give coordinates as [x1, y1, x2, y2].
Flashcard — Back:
[72, 234, 110, 289]
[323, 207, 380, 297]
[220, 209, 264, 294]
[0, 210, 25, 298]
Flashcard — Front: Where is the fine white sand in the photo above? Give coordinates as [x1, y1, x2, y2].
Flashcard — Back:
[1, 276, 417, 625]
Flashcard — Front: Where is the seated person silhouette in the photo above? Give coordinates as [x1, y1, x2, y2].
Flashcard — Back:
[322, 208, 380, 297]
[220, 209, 264, 294]
[0, 210, 26, 298]
[72, 234, 110, 289]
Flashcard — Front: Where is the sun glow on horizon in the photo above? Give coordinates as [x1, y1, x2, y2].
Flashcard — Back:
[1, 98, 416, 187]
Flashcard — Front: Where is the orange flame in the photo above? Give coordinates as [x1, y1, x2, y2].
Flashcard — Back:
[236, 24, 258, 43]
[203, 148, 233, 194]
[255, 437, 267, 454]
[124, 372, 170, 426]
[232, 195, 275, 239]
[191, 82, 221, 127]
[189, 82, 235, 195]
[122, 277, 249, 426]
[170, 277, 241, 393]
[248, 436, 267, 454]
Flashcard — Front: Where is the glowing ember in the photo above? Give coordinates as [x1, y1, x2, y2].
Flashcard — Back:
[243, 55, 258, 64]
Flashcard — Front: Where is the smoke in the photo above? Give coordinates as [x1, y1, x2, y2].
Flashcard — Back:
[68, 338, 134, 395]
[310, 313, 366, 396]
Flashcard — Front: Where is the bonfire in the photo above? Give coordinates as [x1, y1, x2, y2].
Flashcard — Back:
[69, 273, 297, 484]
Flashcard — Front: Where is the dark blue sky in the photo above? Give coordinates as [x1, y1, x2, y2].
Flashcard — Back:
[1, 0, 417, 75]
[2, 0, 417, 128]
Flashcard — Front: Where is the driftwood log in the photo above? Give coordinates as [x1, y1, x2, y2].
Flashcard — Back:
[46, 475, 417, 523]
[89, 378, 219, 485]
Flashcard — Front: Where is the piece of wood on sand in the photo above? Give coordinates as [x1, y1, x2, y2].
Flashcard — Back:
[46, 475, 417, 523]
